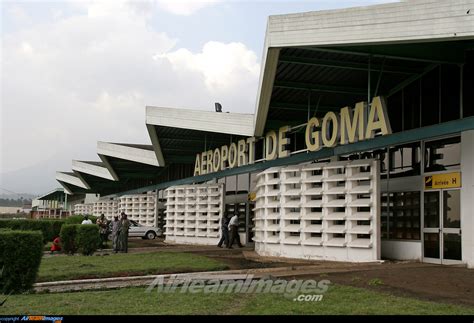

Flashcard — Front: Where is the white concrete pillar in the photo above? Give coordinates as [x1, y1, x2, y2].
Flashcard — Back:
[461, 130, 474, 268]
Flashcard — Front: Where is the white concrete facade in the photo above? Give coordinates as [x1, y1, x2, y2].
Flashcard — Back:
[381, 241, 422, 261]
[266, 1, 473, 48]
[55, 171, 90, 190]
[146, 106, 255, 136]
[164, 184, 224, 245]
[461, 130, 474, 268]
[93, 198, 118, 219]
[118, 192, 157, 226]
[74, 203, 94, 215]
[253, 160, 380, 262]
[72, 160, 118, 181]
[97, 142, 161, 167]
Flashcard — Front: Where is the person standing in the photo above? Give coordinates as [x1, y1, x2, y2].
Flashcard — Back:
[217, 214, 230, 248]
[119, 212, 130, 253]
[227, 213, 243, 249]
[96, 214, 108, 249]
[112, 215, 121, 253]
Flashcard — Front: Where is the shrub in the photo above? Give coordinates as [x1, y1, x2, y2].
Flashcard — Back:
[60, 224, 78, 254]
[0, 219, 64, 243]
[65, 215, 98, 225]
[0, 230, 44, 293]
[76, 224, 100, 256]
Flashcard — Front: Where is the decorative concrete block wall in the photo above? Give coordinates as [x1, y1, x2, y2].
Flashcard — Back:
[74, 203, 94, 215]
[93, 198, 118, 219]
[164, 184, 224, 245]
[253, 159, 380, 262]
[118, 192, 157, 226]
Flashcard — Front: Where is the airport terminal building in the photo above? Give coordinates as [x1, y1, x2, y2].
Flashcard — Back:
[53, 1, 474, 266]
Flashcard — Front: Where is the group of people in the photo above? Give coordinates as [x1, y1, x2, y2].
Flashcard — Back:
[50, 210, 243, 254]
[50, 213, 131, 254]
[78, 213, 131, 253]
[109, 213, 130, 253]
[217, 213, 243, 249]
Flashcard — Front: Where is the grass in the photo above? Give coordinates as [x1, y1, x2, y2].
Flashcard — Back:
[37, 251, 228, 282]
[1, 284, 473, 315]
[367, 278, 384, 286]
[43, 241, 52, 251]
[43, 239, 158, 251]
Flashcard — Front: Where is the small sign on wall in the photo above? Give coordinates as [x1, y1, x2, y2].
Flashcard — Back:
[248, 192, 256, 202]
[424, 172, 461, 189]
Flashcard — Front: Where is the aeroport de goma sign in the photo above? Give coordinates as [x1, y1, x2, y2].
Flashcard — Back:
[194, 96, 392, 176]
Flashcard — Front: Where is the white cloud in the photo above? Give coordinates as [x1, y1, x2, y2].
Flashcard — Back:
[1, 1, 259, 193]
[51, 8, 64, 21]
[7, 5, 32, 26]
[157, 41, 259, 102]
[156, 0, 220, 16]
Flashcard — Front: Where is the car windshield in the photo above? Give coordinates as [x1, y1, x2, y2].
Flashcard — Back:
[130, 220, 139, 226]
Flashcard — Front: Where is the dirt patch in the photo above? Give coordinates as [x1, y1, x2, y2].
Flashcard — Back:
[295, 263, 474, 307]
[205, 255, 291, 270]
[182, 248, 314, 270]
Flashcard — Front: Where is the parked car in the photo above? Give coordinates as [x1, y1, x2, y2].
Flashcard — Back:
[107, 220, 162, 240]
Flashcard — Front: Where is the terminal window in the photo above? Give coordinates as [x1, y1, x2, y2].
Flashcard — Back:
[381, 191, 421, 240]
[424, 136, 460, 173]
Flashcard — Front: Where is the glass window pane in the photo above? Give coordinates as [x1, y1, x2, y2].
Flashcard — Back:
[443, 190, 460, 228]
[424, 191, 440, 228]
[388, 142, 421, 178]
[424, 233, 440, 259]
[424, 136, 461, 173]
[380, 193, 389, 240]
[388, 192, 420, 240]
[443, 233, 461, 260]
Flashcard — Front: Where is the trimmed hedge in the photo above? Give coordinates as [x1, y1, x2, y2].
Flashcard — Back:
[65, 215, 98, 225]
[60, 224, 78, 254]
[76, 224, 100, 256]
[0, 230, 44, 293]
[0, 219, 64, 243]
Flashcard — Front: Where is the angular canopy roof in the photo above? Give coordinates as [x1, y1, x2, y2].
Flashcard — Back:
[54, 0, 474, 197]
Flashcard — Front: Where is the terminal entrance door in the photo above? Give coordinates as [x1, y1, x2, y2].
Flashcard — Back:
[423, 189, 462, 264]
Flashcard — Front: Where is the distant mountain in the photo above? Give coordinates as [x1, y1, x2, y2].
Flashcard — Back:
[0, 155, 70, 196]
[0, 193, 36, 200]
[0, 198, 32, 207]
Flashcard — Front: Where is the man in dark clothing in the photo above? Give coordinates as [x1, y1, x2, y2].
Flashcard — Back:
[96, 214, 108, 249]
[217, 215, 230, 248]
[119, 212, 130, 253]
[227, 213, 243, 249]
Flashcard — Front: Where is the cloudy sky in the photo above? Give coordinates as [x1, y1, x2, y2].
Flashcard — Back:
[1, 0, 395, 195]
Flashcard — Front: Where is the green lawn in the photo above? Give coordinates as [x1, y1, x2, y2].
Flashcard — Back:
[1, 285, 472, 315]
[43, 239, 158, 251]
[37, 252, 228, 282]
